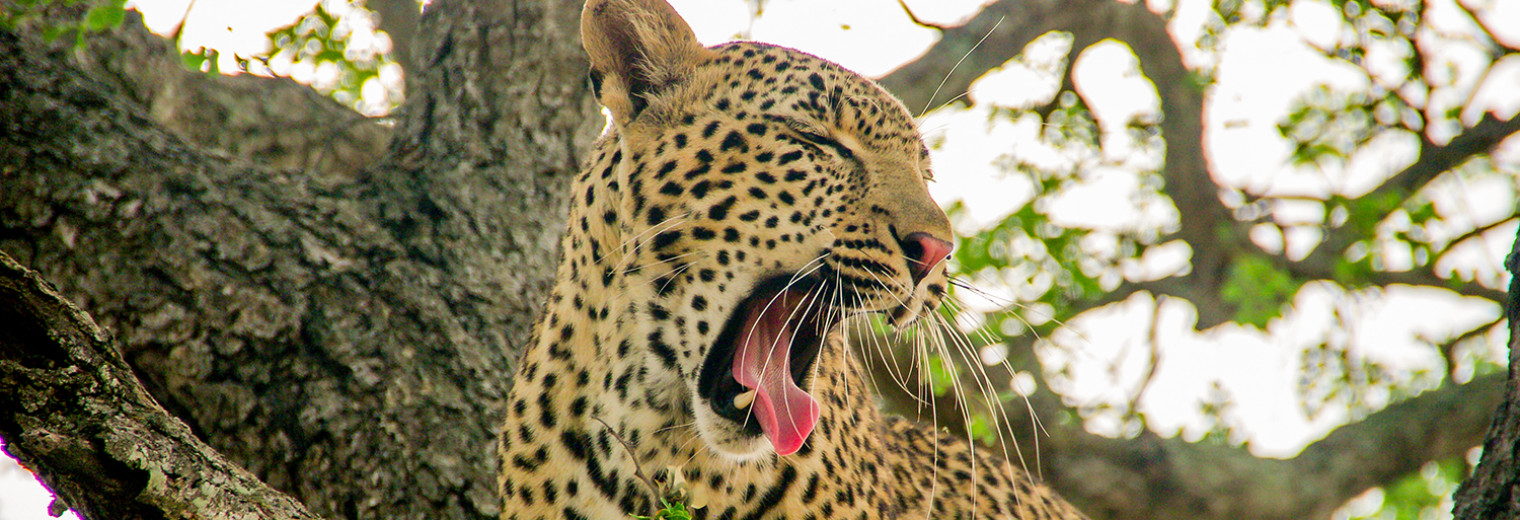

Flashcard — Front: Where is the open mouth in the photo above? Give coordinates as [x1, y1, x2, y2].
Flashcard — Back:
[697, 275, 834, 456]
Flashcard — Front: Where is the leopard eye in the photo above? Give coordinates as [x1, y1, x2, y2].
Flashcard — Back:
[794, 130, 853, 159]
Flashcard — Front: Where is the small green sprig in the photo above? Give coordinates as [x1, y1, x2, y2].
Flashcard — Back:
[591, 417, 705, 519]
[630, 498, 693, 520]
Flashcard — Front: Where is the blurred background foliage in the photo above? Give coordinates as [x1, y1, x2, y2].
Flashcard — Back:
[891, 0, 1515, 517]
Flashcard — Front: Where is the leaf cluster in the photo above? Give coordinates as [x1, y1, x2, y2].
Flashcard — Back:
[1343, 458, 1469, 520]
[630, 499, 693, 520]
[177, 0, 401, 114]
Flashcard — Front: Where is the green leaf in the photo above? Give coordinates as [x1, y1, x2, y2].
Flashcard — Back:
[82, 2, 125, 32]
[631, 499, 693, 520]
[1405, 200, 1437, 224]
[1345, 458, 1467, 519]
[924, 354, 955, 396]
[181, 51, 207, 72]
[1333, 254, 1375, 286]
[967, 414, 995, 445]
[1185, 70, 1214, 91]
[1220, 254, 1303, 327]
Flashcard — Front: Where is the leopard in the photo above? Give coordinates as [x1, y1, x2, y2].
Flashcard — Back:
[496, 0, 1091, 518]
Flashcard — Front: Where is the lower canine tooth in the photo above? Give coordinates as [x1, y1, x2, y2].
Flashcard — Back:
[733, 390, 756, 409]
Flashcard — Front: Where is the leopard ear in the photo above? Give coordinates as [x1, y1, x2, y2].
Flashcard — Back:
[581, 0, 708, 126]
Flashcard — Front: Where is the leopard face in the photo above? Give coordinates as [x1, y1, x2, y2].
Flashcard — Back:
[577, 4, 954, 460]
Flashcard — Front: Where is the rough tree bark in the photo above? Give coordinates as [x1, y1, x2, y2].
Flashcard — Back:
[0, 252, 321, 520]
[62, 7, 390, 177]
[1452, 228, 1520, 519]
[0, 0, 1514, 519]
[1, 0, 597, 518]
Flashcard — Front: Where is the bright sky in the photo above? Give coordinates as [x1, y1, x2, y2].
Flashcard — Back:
[3, 0, 1519, 519]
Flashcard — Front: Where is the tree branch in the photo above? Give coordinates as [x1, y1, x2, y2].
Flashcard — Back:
[877, 0, 1083, 114]
[1438, 217, 1519, 259]
[1393, 112, 1520, 193]
[883, 0, 1518, 329]
[368, 0, 420, 81]
[892, 0, 947, 30]
[0, 251, 321, 520]
[880, 0, 1239, 327]
[25, 5, 392, 176]
[1301, 113, 1520, 276]
[873, 6, 1512, 515]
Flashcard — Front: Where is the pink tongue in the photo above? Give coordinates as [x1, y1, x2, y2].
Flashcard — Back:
[731, 290, 819, 456]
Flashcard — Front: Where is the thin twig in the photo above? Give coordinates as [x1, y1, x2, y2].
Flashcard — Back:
[590, 416, 665, 510]
[894, 0, 948, 30]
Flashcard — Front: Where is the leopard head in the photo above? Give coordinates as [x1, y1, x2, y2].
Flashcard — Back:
[581, 0, 954, 459]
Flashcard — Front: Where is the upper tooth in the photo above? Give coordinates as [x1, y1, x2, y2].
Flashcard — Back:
[733, 390, 757, 409]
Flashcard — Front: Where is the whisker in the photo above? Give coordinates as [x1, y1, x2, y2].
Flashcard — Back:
[654, 258, 704, 298]
[933, 308, 1035, 490]
[597, 250, 712, 303]
[920, 314, 987, 510]
[653, 421, 699, 436]
[916, 16, 1006, 118]
[598, 210, 694, 267]
[937, 292, 1056, 487]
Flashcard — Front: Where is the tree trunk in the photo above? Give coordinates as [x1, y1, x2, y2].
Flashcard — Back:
[1452, 227, 1520, 519]
[1, 1, 598, 518]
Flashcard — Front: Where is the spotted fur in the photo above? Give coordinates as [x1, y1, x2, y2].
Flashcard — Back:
[497, 1, 1089, 518]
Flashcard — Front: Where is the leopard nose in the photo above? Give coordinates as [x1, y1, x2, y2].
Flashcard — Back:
[899, 232, 953, 286]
